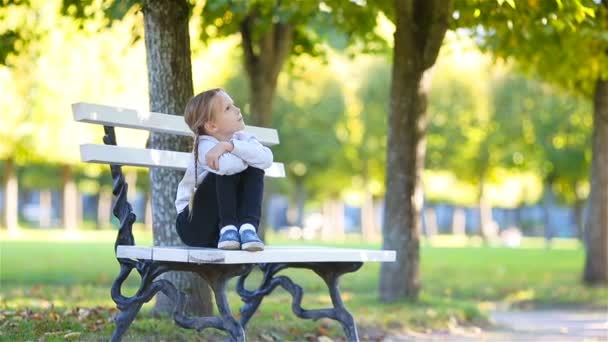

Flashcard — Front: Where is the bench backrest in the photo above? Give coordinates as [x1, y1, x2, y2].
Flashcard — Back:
[72, 102, 285, 253]
[72, 102, 285, 177]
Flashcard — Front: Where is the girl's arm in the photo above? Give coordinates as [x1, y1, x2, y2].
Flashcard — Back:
[199, 140, 247, 175]
[230, 132, 274, 170]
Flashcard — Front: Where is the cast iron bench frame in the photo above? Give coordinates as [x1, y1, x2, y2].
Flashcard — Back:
[72, 102, 395, 342]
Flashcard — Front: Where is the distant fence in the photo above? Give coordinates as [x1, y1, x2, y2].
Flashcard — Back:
[2, 189, 585, 239]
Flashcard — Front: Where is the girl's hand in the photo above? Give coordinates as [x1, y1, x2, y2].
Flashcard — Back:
[205, 141, 234, 170]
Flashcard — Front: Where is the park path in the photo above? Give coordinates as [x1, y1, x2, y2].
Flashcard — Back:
[381, 309, 608, 341]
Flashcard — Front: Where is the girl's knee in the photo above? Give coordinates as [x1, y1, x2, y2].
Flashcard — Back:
[245, 166, 265, 177]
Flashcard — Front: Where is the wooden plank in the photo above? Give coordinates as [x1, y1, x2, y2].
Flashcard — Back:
[152, 246, 191, 263]
[116, 246, 152, 260]
[72, 102, 280, 146]
[116, 245, 396, 263]
[186, 246, 396, 264]
[79, 144, 286, 178]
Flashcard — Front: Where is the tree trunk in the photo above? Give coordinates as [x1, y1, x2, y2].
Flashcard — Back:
[142, 0, 213, 316]
[571, 180, 585, 240]
[39, 189, 52, 228]
[321, 199, 344, 241]
[478, 180, 495, 243]
[145, 191, 153, 231]
[61, 165, 78, 232]
[240, 16, 294, 241]
[423, 207, 438, 237]
[573, 198, 585, 240]
[333, 200, 345, 241]
[125, 169, 138, 202]
[321, 200, 332, 241]
[583, 78, 608, 285]
[3, 157, 19, 234]
[294, 178, 306, 227]
[542, 180, 556, 246]
[452, 207, 466, 235]
[240, 16, 293, 128]
[96, 187, 112, 230]
[361, 190, 378, 241]
[76, 190, 82, 229]
[379, 0, 452, 302]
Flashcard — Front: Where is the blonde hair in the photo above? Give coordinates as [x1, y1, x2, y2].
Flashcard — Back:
[183, 88, 222, 218]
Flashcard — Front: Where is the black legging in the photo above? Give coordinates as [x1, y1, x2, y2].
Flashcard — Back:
[175, 166, 265, 247]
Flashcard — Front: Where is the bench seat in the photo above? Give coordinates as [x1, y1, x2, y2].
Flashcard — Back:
[117, 245, 396, 264]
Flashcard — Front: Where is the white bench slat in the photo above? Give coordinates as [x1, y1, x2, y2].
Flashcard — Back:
[80, 144, 286, 177]
[116, 245, 397, 264]
[72, 102, 280, 146]
[118, 246, 152, 260]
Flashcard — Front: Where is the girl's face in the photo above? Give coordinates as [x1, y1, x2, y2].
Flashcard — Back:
[205, 91, 245, 139]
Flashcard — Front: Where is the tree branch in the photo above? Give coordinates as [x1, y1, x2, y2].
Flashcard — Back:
[420, 0, 452, 70]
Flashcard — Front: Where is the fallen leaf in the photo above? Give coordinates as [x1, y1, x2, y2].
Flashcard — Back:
[316, 326, 329, 336]
[304, 333, 316, 341]
[259, 333, 274, 342]
[63, 332, 81, 340]
[319, 318, 334, 328]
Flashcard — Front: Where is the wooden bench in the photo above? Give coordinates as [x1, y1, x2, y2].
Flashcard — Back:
[72, 102, 396, 342]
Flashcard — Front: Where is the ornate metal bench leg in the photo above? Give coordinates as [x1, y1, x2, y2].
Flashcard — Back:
[211, 278, 245, 342]
[192, 264, 252, 342]
[237, 264, 288, 329]
[110, 261, 253, 342]
[110, 260, 169, 342]
[111, 302, 144, 342]
[312, 262, 362, 342]
[237, 262, 363, 342]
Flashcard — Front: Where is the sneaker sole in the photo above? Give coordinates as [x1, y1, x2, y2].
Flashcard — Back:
[218, 241, 240, 250]
[241, 241, 264, 252]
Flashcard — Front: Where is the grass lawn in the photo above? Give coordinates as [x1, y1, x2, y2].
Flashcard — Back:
[1, 229, 606, 341]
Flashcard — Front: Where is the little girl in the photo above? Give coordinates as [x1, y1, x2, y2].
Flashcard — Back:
[174, 88, 273, 251]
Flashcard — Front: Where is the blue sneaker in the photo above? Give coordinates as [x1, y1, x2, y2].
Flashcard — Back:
[240, 229, 264, 252]
[218, 228, 240, 250]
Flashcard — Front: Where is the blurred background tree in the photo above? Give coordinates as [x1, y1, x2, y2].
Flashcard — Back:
[456, 0, 606, 285]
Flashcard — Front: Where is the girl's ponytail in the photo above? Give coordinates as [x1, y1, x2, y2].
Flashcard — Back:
[188, 133, 199, 221]
[182, 88, 222, 221]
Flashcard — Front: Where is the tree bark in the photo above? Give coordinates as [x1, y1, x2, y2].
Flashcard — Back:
[240, 15, 294, 240]
[478, 180, 496, 243]
[361, 191, 378, 241]
[320, 199, 345, 241]
[39, 189, 52, 228]
[452, 207, 466, 235]
[423, 207, 438, 237]
[145, 191, 153, 231]
[294, 178, 306, 227]
[379, 0, 452, 302]
[333, 200, 345, 241]
[583, 78, 608, 285]
[542, 180, 556, 246]
[240, 15, 293, 128]
[3, 157, 19, 234]
[76, 189, 82, 229]
[142, 0, 213, 316]
[125, 169, 138, 202]
[96, 187, 112, 230]
[321, 200, 332, 241]
[573, 198, 585, 240]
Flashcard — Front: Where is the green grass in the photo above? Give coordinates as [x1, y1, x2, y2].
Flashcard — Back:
[1, 229, 606, 341]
